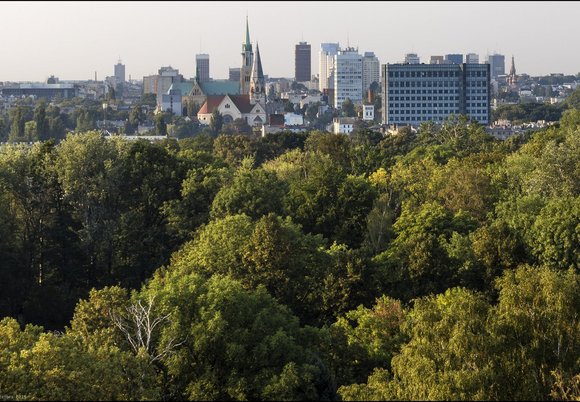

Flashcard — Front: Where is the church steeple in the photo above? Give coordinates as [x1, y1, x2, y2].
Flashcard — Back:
[245, 15, 251, 49]
[509, 55, 516, 76]
[507, 55, 517, 88]
[250, 42, 265, 105]
[240, 16, 254, 95]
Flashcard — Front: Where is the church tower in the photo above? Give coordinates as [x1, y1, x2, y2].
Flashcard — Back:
[240, 16, 253, 95]
[250, 42, 265, 105]
[507, 55, 518, 88]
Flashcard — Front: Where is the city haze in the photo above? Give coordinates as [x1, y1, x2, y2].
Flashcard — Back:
[1, 1, 578, 82]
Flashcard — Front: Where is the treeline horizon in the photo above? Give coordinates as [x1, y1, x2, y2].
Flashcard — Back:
[0, 107, 578, 400]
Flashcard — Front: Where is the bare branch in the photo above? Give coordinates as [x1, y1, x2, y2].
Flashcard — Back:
[109, 295, 184, 364]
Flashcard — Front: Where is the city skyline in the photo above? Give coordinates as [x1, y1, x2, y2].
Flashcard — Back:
[1, 1, 579, 82]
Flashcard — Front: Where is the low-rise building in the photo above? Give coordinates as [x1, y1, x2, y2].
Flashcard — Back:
[1, 83, 78, 100]
[362, 104, 374, 121]
[333, 117, 357, 134]
[160, 89, 183, 116]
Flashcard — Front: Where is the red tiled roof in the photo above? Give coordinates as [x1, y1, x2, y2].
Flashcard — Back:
[228, 95, 254, 114]
[198, 94, 256, 115]
[198, 95, 225, 114]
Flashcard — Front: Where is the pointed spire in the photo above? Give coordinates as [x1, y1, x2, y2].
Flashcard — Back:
[510, 55, 516, 75]
[250, 42, 265, 104]
[255, 42, 264, 80]
[245, 15, 251, 48]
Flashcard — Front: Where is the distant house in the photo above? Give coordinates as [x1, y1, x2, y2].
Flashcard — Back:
[333, 117, 358, 134]
[362, 104, 374, 121]
[261, 113, 309, 136]
[197, 94, 266, 126]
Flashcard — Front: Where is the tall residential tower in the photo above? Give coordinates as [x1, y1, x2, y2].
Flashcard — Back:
[295, 41, 311, 82]
[319, 42, 340, 92]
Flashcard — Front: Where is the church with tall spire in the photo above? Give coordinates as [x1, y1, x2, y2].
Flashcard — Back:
[240, 16, 254, 96]
[196, 16, 267, 128]
[250, 42, 265, 105]
[507, 55, 518, 88]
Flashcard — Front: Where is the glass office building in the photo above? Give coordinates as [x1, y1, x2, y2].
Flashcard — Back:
[381, 63, 490, 126]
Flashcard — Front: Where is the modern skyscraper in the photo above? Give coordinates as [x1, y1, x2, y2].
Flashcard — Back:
[295, 41, 311, 82]
[362, 51, 380, 94]
[114, 60, 125, 83]
[240, 16, 254, 95]
[486, 53, 505, 79]
[445, 54, 464, 64]
[382, 63, 490, 126]
[334, 47, 363, 108]
[404, 53, 420, 64]
[319, 42, 340, 92]
[430, 55, 445, 64]
[196, 54, 210, 82]
[466, 53, 479, 64]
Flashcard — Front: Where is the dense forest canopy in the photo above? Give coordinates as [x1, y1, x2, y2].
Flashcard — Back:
[0, 107, 578, 400]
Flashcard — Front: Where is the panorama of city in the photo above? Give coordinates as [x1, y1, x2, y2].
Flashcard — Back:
[2, 17, 577, 140]
[0, 3, 579, 402]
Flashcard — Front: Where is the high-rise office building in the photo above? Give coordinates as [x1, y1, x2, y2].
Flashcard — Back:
[319, 42, 340, 91]
[430, 55, 445, 64]
[229, 68, 241, 82]
[196, 54, 210, 82]
[404, 53, 420, 64]
[114, 60, 125, 83]
[445, 54, 464, 64]
[334, 47, 363, 108]
[295, 41, 311, 82]
[362, 51, 380, 94]
[486, 53, 505, 79]
[466, 53, 479, 64]
[382, 63, 490, 126]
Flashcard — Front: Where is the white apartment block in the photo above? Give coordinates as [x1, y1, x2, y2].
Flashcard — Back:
[362, 52, 380, 94]
[319, 43, 340, 91]
[334, 47, 363, 108]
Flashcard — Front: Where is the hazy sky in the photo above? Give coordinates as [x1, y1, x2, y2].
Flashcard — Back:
[1, 1, 579, 82]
